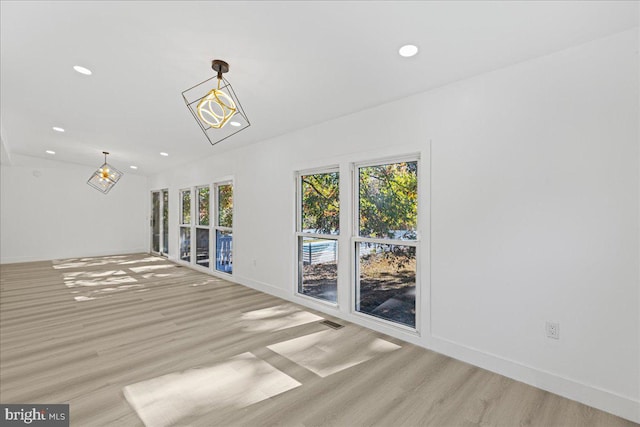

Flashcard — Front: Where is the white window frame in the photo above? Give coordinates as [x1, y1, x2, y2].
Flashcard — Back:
[214, 180, 233, 276]
[295, 166, 340, 306]
[351, 155, 421, 333]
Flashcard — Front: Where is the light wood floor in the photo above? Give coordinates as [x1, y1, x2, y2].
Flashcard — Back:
[0, 253, 636, 427]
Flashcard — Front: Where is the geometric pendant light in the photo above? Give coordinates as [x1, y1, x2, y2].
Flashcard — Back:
[87, 151, 123, 194]
[182, 59, 250, 146]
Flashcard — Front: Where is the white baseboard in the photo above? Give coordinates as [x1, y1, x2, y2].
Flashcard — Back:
[233, 275, 291, 300]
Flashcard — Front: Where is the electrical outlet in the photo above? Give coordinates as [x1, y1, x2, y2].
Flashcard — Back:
[546, 321, 560, 339]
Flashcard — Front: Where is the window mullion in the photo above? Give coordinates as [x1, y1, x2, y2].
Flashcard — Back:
[296, 231, 338, 240]
[353, 236, 418, 246]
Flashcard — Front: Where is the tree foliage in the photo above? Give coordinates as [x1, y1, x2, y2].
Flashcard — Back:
[301, 172, 339, 234]
[198, 187, 209, 226]
[218, 184, 233, 228]
[181, 190, 191, 224]
[300, 163, 417, 239]
[359, 162, 417, 239]
[358, 162, 418, 268]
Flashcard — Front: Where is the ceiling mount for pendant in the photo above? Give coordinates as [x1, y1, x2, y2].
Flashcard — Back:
[182, 59, 250, 146]
[211, 59, 229, 79]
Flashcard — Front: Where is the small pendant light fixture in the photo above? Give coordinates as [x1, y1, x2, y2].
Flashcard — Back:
[182, 59, 250, 146]
[87, 151, 123, 194]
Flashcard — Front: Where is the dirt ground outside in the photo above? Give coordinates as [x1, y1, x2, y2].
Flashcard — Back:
[301, 253, 416, 327]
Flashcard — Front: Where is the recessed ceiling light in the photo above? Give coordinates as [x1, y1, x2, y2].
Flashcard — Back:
[52, 126, 65, 132]
[160, 152, 168, 157]
[45, 150, 56, 155]
[230, 121, 241, 127]
[73, 65, 92, 75]
[398, 44, 418, 58]
[130, 165, 138, 169]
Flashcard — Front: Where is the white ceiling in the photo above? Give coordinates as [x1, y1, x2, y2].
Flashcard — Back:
[1, 1, 637, 175]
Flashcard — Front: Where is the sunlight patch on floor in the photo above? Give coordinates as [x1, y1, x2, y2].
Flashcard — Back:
[190, 278, 222, 287]
[128, 264, 174, 273]
[123, 352, 301, 427]
[64, 275, 138, 288]
[140, 273, 173, 279]
[267, 327, 401, 377]
[55, 255, 185, 302]
[63, 269, 128, 278]
[240, 304, 324, 332]
[52, 255, 130, 269]
[117, 256, 168, 265]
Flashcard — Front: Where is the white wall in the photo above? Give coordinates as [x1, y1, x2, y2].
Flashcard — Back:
[1, 154, 149, 263]
[149, 29, 639, 422]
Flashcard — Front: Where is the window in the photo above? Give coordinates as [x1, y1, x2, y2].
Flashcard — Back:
[354, 159, 418, 328]
[162, 189, 169, 254]
[214, 182, 233, 274]
[195, 186, 210, 268]
[179, 188, 192, 262]
[151, 189, 169, 256]
[151, 191, 160, 253]
[296, 169, 339, 303]
[179, 182, 232, 272]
